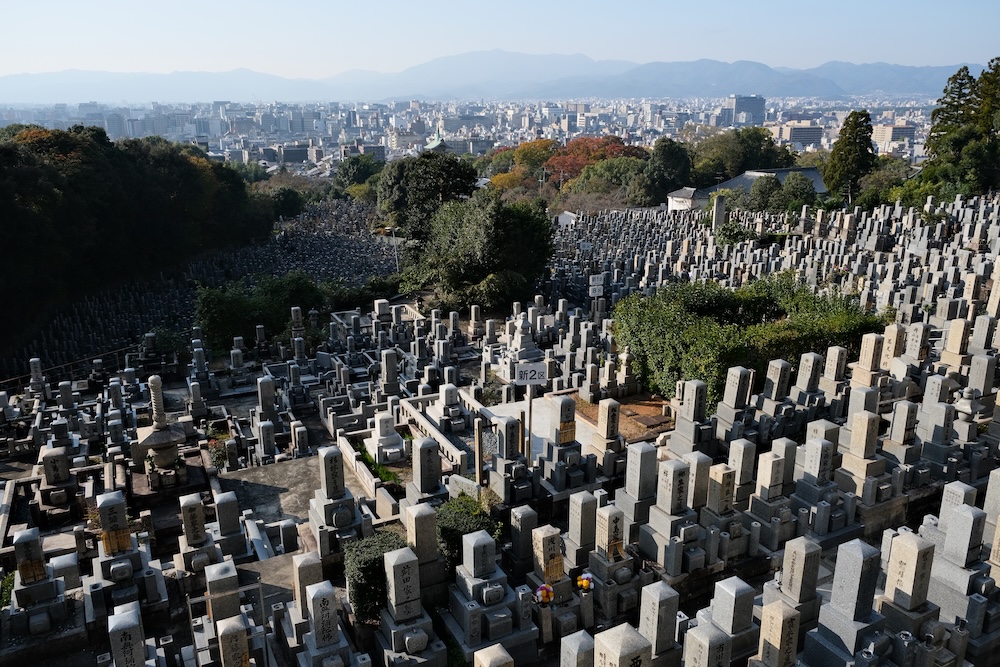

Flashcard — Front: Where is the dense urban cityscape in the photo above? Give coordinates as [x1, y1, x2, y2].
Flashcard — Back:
[2, 92, 929, 171]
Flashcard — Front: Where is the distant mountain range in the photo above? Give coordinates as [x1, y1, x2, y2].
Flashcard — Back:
[0, 51, 982, 104]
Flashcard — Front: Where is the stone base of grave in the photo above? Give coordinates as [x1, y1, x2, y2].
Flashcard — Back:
[789, 387, 825, 410]
[173, 535, 224, 594]
[647, 506, 698, 540]
[882, 438, 921, 464]
[875, 597, 939, 637]
[532, 594, 592, 645]
[128, 461, 210, 507]
[734, 482, 754, 511]
[695, 608, 760, 663]
[801, 627, 885, 667]
[296, 627, 354, 667]
[804, 521, 866, 552]
[488, 470, 535, 506]
[616, 489, 654, 530]
[803, 605, 886, 667]
[0, 592, 88, 664]
[374, 626, 447, 667]
[275, 601, 311, 656]
[760, 580, 821, 636]
[698, 506, 741, 532]
[579, 447, 624, 481]
[81, 555, 169, 629]
[538, 479, 604, 515]
[562, 536, 593, 574]
[578, 384, 602, 404]
[857, 496, 908, 540]
[637, 526, 672, 569]
[439, 611, 539, 665]
[207, 521, 253, 561]
[649, 643, 683, 667]
[417, 558, 449, 608]
[965, 628, 1000, 666]
[500, 551, 534, 586]
[188, 612, 269, 667]
[402, 482, 450, 509]
[526, 572, 575, 607]
[587, 552, 652, 623]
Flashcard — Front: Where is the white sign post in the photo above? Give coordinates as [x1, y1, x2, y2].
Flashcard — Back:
[515, 362, 548, 461]
[515, 363, 548, 386]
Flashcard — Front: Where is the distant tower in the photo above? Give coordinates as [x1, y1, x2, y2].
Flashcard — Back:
[724, 94, 766, 125]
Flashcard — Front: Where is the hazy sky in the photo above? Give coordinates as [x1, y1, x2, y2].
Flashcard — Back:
[2, 0, 993, 78]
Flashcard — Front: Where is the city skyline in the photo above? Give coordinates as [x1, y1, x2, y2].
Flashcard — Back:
[2, 0, 993, 79]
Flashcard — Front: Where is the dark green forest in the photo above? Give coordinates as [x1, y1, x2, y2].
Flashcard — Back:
[194, 270, 400, 352]
[0, 124, 275, 337]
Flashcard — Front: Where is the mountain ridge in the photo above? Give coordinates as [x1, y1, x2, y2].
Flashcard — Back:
[0, 51, 982, 104]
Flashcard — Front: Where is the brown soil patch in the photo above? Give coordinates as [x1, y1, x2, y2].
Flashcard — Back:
[573, 391, 673, 443]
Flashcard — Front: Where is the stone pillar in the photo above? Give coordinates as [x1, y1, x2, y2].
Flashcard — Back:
[217, 615, 249, 667]
[149, 374, 167, 429]
[638, 580, 679, 655]
[560, 629, 594, 667]
[753, 600, 800, 667]
[318, 446, 345, 500]
[594, 622, 652, 667]
[108, 601, 145, 667]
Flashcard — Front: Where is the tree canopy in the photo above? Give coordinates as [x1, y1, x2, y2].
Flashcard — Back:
[543, 136, 648, 185]
[375, 151, 477, 240]
[403, 189, 554, 311]
[712, 171, 816, 215]
[691, 127, 796, 188]
[336, 153, 385, 191]
[568, 157, 648, 197]
[640, 137, 693, 204]
[0, 125, 274, 339]
[194, 270, 400, 351]
[484, 130, 799, 211]
[825, 110, 877, 204]
[488, 139, 560, 193]
[896, 58, 1000, 204]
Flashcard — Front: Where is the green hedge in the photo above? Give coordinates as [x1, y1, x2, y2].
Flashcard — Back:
[436, 494, 502, 575]
[613, 272, 886, 405]
[343, 530, 406, 624]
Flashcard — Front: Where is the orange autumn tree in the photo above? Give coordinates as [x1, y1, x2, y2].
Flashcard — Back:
[543, 136, 648, 187]
[489, 138, 557, 191]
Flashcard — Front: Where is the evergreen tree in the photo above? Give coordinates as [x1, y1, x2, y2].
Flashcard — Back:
[374, 151, 477, 240]
[910, 59, 1000, 203]
[825, 110, 877, 205]
[642, 137, 692, 203]
[748, 175, 781, 211]
[970, 57, 1000, 140]
[404, 189, 553, 310]
[928, 66, 976, 159]
[779, 171, 817, 210]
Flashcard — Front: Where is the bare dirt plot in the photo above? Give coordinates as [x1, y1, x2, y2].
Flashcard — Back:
[573, 391, 673, 443]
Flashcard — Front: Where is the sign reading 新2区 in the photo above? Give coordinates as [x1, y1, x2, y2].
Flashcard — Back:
[514, 362, 547, 386]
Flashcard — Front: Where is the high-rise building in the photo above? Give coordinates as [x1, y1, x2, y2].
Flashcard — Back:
[723, 95, 765, 126]
[104, 113, 127, 140]
[769, 121, 824, 148]
[871, 123, 916, 144]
